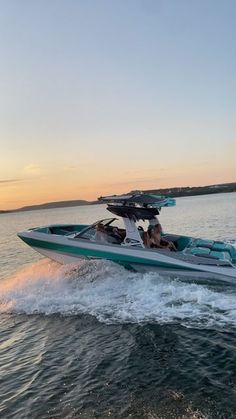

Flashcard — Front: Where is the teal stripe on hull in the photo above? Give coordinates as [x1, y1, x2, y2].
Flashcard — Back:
[21, 236, 198, 272]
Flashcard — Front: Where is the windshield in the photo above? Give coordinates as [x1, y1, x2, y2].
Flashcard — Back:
[75, 218, 118, 240]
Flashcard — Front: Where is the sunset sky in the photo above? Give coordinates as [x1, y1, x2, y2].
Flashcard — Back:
[1, 0, 235, 210]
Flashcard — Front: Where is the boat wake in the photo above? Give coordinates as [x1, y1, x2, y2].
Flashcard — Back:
[0, 259, 236, 329]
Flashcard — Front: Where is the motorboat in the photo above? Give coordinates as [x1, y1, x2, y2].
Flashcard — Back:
[17, 193, 236, 282]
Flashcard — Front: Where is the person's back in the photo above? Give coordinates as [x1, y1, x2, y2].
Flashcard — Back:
[95, 223, 108, 243]
[147, 227, 158, 248]
[148, 216, 163, 233]
[143, 231, 151, 248]
[152, 224, 177, 251]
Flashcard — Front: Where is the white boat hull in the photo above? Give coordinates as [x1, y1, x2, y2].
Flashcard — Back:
[22, 230, 236, 283]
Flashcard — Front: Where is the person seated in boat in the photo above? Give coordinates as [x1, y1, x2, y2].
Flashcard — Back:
[143, 230, 151, 248]
[95, 223, 109, 243]
[112, 227, 125, 242]
[148, 216, 163, 233]
[147, 224, 177, 251]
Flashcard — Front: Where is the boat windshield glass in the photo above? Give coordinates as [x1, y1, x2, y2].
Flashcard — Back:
[75, 218, 118, 240]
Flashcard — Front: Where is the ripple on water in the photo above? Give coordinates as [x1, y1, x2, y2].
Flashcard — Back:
[0, 259, 236, 417]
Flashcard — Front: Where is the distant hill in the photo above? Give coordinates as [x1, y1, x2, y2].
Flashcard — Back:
[1, 199, 93, 213]
[15, 199, 91, 212]
[1, 182, 235, 213]
[142, 182, 236, 198]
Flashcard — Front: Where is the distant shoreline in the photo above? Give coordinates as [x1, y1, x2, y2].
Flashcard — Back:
[1, 182, 235, 214]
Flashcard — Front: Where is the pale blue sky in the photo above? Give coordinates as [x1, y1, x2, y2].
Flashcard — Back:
[0, 0, 235, 208]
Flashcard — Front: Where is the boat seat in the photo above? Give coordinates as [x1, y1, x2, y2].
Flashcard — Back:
[49, 227, 72, 235]
[194, 239, 214, 249]
[194, 239, 235, 261]
[176, 236, 192, 251]
[212, 242, 233, 256]
[189, 247, 211, 256]
[209, 250, 231, 262]
[212, 241, 228, 252]
[189, 247, 231, 263]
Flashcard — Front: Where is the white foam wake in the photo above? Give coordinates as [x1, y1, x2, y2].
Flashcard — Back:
[0, 259, 236, 328]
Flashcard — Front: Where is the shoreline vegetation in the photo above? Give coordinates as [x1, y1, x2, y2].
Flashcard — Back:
[1, 182, 235, 214]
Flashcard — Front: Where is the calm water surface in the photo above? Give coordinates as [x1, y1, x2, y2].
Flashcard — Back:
[0, 193, 236, 418]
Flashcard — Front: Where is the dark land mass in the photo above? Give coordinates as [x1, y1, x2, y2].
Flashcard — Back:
[0, 199, 92, 214]
[1, 182, 235, 214]
[142, 181, 236, 198]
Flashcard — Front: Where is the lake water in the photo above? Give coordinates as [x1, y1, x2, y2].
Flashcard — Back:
[0, 193, 236, 418]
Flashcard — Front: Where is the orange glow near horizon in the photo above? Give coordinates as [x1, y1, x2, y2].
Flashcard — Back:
[1, 163, 235, 210]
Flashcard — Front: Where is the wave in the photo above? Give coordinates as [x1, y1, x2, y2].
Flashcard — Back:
[0, 259, 236, 329]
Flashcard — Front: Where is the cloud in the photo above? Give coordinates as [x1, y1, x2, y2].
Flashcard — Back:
[0, 178, 23, 184]
[63, 165, 77, 172]
[23, 164, 41, 175]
